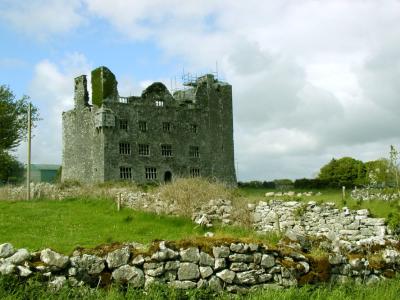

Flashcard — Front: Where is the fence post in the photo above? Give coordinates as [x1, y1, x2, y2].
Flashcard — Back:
[117, 193, 121, 211]
[26, 103, 31, 201]
[342, 186, 346, 202]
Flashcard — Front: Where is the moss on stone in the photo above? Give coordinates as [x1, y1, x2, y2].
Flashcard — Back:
[91, 66, 117, 107]
[91, 67, 103, 107]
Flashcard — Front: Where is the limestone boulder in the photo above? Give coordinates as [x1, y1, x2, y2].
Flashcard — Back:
[200, 266, 213, 278]
[208, 275, 223, 291]
[165, 261, 180, 271]
[0, 261, 15, 275]
[40, 249, 69, 269]
[214, 258, 226, 271]
[0, 243, 15, 258]
[212, 246, 230, 258]
[106, 247, 130, 269]
[70, 254, 105, 275]
[180, 247, 200, 263]
[216, 269, 236, 283]
[235, 270, 257, 285]
[199, 252, 214, 267]
[261, 254, 275, 268]
[17, 265, 32, 277]
[112, 265, 144, 287]
[177, 262, 200, 281]
[6, 249, 30, 265]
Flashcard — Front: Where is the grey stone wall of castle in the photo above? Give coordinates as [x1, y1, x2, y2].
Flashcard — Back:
[62, 66, 236, 184]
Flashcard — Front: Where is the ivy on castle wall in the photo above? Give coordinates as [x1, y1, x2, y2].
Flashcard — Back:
[91, 67, 117, 107]
[91, 68, 103, 107]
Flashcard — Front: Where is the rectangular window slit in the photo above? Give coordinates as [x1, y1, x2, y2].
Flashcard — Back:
[190, 124, 198, 133]
[189, 146, 199, 158]
[139, 144, 150, 156]
[119, 143, 131, 155]
[155, 100, 164, 107]
[161, 144, 172, 157]
[139, 121, 147, 132]
[120, 167, 132, 179]
[145, 167, 157, 180]
[163, 122, 171, 132]
[190, 168, 200, 178]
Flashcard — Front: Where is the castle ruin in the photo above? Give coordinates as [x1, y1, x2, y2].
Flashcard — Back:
[62, 66, 236, 184]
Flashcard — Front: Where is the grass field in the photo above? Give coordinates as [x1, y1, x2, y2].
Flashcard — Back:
[1, 274, 399, 300]
[0, 198, 208, 253]
[0, 197, 280, 254]
[0, 185, 397, 254]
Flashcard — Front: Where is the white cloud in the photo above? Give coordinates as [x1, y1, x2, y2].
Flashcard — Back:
[0, 0, 85, 39]
[16, 53, 92, 164]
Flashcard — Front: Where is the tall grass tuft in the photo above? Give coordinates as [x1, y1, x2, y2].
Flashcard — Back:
[157, 177, 232, 218]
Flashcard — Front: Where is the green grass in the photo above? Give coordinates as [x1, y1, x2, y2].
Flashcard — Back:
[0, 197, 282, 254]
[0, 187, 397, 255]
[0, 198, 208, 254]
[1, 275, 400, 300]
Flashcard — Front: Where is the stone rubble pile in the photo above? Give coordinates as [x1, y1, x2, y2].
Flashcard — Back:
[118, 191, 177, 215]
[119, 192, 234, 227]
[351, 187, 400, 202]
[192, 199, 233, 227]
[251, 200, 390, 242]
[1, 237, 400, 292]
[265, 191, 322, 197]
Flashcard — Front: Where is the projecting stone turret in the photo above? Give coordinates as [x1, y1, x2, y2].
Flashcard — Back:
[94, 107, 115, 129]
[91, 66, 119, 107]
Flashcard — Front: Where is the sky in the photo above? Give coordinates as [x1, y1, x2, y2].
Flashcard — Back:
[1, 0, 400, 181]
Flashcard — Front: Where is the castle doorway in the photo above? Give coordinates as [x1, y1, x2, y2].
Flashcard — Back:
[164, 171, 172, 183]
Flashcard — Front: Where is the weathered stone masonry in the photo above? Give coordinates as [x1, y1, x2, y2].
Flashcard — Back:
[62, 66, 237, 184]
[1, 239, 400, 292]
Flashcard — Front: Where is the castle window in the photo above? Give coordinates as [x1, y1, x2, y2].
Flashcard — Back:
[145, 167, 157, 180]
[139, 121, 147, 132]
[119, 119, 128, 131]
[190, 168, 200, 178]
[119, 143, 131, 155]
[120, 167, 132, 179]
[161, 144, 172, 157]
[189, 146, 199, 158]
[190, 124, 198, 133]
[163, 122, 171, 132]
[155, 100, 164, 107]
[139, 144, 150, 156]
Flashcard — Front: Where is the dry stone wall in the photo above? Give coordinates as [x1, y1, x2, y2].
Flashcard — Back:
[1, 238, 400, 292]
[251, 200, 390, 242]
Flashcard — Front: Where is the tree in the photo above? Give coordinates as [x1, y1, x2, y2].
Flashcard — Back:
[0, 85, 39, 151]
[0, 151, 24, 184]
[0, 85, 39, 183]
[317, 157, 366, 188]
[364, 159, 391, 187]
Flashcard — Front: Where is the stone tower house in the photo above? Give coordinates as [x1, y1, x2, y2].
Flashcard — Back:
[62, 66, 236, 184]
